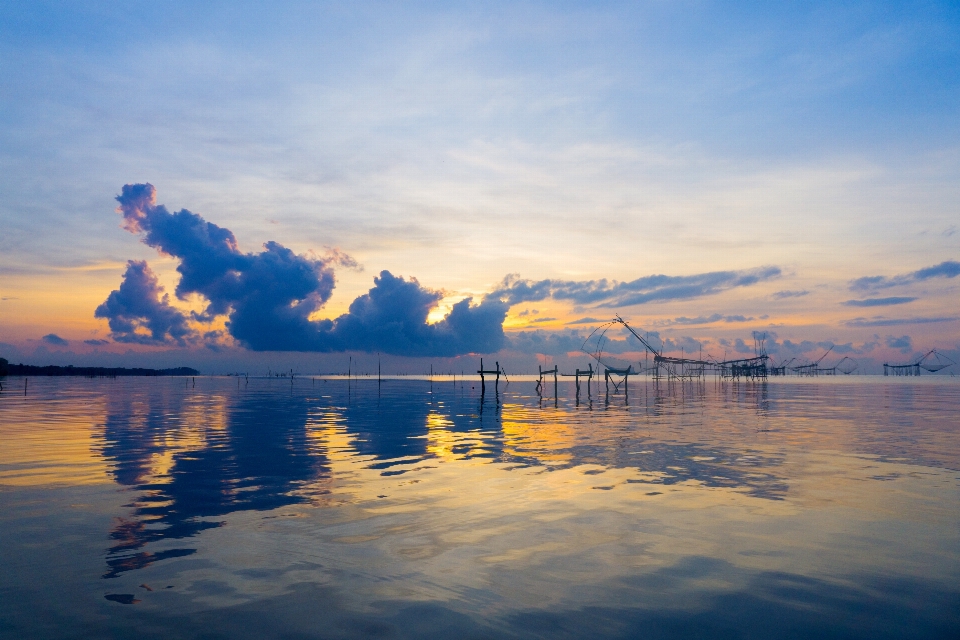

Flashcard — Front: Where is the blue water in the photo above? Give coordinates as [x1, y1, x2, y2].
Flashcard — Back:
[1, 376, 959, 638]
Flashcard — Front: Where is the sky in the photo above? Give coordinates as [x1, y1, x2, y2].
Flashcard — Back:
[1, 0, 958, 374]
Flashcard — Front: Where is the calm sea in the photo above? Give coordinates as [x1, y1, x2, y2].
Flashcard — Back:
[1, 375, 959, 639]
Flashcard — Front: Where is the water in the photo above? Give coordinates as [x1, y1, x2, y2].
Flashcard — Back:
[1, 376, 959, 639]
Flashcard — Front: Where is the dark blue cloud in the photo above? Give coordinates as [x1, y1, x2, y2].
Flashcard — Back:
[492, 267, 780, 308]
[885, 335, 913, 353]
[508, 329, 603, 355]
[842, 297, 917, 307]
[95, 260, 196, 346]
[84, 339, 110, 346]
[41, 333, 68, 346]
[850, 260, 960, 291]
[106, 184, 506, 356]
[323, 271, 507, 357]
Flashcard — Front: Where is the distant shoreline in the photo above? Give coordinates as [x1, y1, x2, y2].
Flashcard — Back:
[0, 362, 198, 377]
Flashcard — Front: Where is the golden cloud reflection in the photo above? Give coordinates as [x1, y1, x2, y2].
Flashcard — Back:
[2, 376, 959, 621]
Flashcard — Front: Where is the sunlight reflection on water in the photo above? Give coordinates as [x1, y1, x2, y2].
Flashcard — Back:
[1, 376, 959, 638]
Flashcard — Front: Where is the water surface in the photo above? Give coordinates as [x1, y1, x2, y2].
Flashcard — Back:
[1, 376, 959, 638]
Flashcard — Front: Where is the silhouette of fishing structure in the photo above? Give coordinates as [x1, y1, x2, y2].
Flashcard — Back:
[477, 358, 508, 397]
[884, 349, 955, 376]
[769, 358, 795, 376]
[561, 363, 595, 397]
[790, 346, 835, 376]
[582, 316, 769, 382]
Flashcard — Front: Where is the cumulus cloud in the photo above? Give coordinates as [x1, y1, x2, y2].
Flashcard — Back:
[850, 260, 960, 292]
[323, 270, 508, 356]
[104, 184, 506, 356]
[491, 266, 781, 308]
[95, 260, 196, 346]
[41, 333, 68, 346]
[842, 297, 917, 307]
[885, 335, 913, 353]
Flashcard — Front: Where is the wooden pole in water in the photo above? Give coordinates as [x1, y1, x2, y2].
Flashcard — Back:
[480, 358, 485, 394]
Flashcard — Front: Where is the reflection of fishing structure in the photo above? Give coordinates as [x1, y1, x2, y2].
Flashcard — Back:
[883, 350, 955, 376]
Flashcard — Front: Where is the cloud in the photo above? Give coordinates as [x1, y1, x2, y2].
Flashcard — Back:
[84, 339, 110, 346]
[322, 270, 508, 357]
[506, 330, 578, 355]
[658, 314, 755, 326]
[96, 260, 197, 346]
[531, 317, 556, 323]
[842, 297, 917, 307]
[323, 247, 363, 271]
[845, 316, 958, 327]
[850, 260, 960, 292]
[41, 333, 68, 346]
[106, 185, 506, 356]
[885, 335, 913, 353]
[491, 266, 781, 308]
[566, 317, 603, 325]
[771, 290, 809, 299]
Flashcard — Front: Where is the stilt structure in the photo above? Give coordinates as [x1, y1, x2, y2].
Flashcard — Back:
[884, 350, 955, 376]
[791, 347, 833, 376]
[477, 358, 501, 394]
[537, 364, 558, 397]
[560, 364, 594, 395]
[604, 365, 634, 394]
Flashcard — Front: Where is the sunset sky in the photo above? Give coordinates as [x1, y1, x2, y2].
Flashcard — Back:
[1, 1, 958, 373]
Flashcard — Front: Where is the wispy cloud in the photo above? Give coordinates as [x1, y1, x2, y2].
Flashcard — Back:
[771, 290, 809, 299]
[845, 316, 958, 327]
[41, 333, 68, 346]
[492, 267, 781, 308]
[653, 314, 755, 326]
[850, 261, 960, 292]
[842, 297, 917, 307]
[566, 317, 604, 325]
